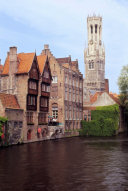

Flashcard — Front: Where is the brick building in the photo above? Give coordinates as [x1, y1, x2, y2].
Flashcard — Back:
[0, 47, 52, 143]
[41, 45, 83, 131]
[0, 59, 3, 91]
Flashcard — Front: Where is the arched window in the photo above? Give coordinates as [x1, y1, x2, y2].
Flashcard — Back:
[88, 60, 94, 69]
[95, 24, 97, 33]
[91, 25, 93, 34]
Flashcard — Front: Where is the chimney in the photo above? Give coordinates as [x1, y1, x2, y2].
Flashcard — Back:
[105, 79, 109, 93]
[0, 59, 1, 65]
[44, 44, 49, 50]
[9, 46, 18, 75]
[43, 44, 49, 55]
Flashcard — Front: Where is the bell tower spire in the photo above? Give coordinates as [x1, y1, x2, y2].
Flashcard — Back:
[84, 15, 106, 101]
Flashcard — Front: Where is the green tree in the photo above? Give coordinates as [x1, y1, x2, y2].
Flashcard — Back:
[118, 65, 128, 94]
[118, 65, 128, 128]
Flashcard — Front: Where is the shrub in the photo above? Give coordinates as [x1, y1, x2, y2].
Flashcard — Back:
[80, 104, 119, 137]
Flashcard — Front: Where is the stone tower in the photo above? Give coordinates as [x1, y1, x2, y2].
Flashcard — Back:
[84, 15, 105, 101]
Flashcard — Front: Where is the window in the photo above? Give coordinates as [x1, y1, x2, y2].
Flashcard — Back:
[91, 25, 93, 33]
[42, 83, 45, 91]
[26, 112, 34, 124]
[73, 78, 75, 86]
[44, 71, 49, 78]
[69, 106, 72, 120]
[28, 95, 36, 106]
[76, 80, 78, 87]
[40, 97, 48, 107]
[52, 108, 58, 119]
[65, 106, 68, 120]
[95, 24, 97, 33]
[80, 81, 82, 88]
[77, 90, 79, 102]
[73, 107, 75, 120]
[42, 83, 50, 92]
[73, 89, 75, 102]
[38, 112, 47, 124]
[69, 88, 71, 101]
[52, 76, 58, 83]
[29, 81, 37, 90]
[89, 61, 94, 69]
[65, 87, 68, 100]
[80, 91, 82, 103]
[69, 77, 71, 85]
[65, 76, 68, 84]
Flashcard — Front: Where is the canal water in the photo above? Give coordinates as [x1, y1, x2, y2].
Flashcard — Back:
[0, 136, 128, 191]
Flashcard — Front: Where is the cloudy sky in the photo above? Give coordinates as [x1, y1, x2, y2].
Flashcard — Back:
[0, 0, 128, 93]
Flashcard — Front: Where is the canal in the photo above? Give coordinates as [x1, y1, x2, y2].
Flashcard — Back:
[0, 136, 128, 191]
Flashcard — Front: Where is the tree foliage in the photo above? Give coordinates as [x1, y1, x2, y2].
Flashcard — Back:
[80, 104, 119, 137]
[0, 116, 8, 137]
[118, 65, 128, 94]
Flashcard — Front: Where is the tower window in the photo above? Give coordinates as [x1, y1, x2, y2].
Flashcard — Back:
[89, 61, 94, 69]
[91, 25, 93, 34]
[95, 25, 97, 33]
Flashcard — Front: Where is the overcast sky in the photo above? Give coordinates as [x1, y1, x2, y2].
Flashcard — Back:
[0, 0, 128, 93]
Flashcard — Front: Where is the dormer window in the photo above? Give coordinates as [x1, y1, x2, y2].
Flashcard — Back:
[42, 83, 50, 92]
[29, 81, 37, 90]
[44, 71, 49, 78]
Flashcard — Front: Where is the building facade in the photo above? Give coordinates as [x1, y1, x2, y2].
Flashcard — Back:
[84, 15, 107, 102]
[41, 45, 83, 132]
[0, 47, 52, 143]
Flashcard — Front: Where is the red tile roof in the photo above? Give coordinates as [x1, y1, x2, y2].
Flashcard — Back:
[2, 53, 47, 75]
[17, 53, 35, 74]
[90, 92, 103, 104]
[2, 53, 35, 75]
[0, 93, 20, 109]
[0, 65, 3, 73]
[37, 55, 47, 74]
[109, 93, 120, 105]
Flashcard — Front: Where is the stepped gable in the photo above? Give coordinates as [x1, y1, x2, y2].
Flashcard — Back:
[56, 56, 71, 64]
[0, 93, 20, 109]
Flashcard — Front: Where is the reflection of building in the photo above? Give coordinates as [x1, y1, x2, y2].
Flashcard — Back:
[84, 15, 109, 102]
[0, 47, 52, 143]
[41, 45, 83, 131]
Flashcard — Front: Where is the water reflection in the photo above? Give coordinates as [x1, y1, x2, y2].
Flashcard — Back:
[0, 136, 128, 191]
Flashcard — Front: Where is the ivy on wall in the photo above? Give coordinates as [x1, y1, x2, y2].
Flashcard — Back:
[0, 116, 8, 138]
[80, 104, 119, 136]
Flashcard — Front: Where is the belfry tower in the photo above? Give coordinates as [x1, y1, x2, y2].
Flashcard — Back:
[84, 15, 106, 101]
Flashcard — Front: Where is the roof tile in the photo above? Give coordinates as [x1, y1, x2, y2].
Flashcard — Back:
[0, 93, 20, 109]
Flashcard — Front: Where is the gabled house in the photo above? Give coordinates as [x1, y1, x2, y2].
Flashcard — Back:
[41, 45, 83, 134]
[0, 47, 52, 143]
[83, 91, 120, 121]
